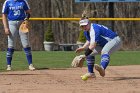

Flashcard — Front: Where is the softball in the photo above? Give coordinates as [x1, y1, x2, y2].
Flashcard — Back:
[82, 76, 88, 81]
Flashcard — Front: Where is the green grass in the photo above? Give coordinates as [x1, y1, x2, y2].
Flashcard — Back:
[0, 51, 140, 71]
[95, 51, 140, 66]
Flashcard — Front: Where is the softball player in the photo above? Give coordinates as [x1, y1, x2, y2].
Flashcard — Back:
[76, 18, 122, 78]
[2, 0, 35, 71]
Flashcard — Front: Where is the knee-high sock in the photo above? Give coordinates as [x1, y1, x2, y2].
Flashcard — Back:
[24, 47, 32, 65]
[86, 55, 95, 73]
[6, 48, 14, 65]
[100, 54, 110, 69]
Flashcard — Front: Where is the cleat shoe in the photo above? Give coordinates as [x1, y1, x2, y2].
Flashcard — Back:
[7, 65, 11, 71]
[81, 73, 96, 80]
[29, 64, 35, 71]
[94, 64, 105, 77]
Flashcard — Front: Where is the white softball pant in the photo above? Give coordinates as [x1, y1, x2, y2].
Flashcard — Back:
[92, 36, 122, 55]
[8, 21, 30, 48]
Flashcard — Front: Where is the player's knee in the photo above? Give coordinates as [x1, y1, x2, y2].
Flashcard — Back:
[8, 45, 14, 49]
[101, 51, 109, 55]
[23, 44, 30, 48]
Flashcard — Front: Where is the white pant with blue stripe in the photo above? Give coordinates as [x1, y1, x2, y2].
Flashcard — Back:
[8, 21, 30, 48]
[91, 36, 122, 55]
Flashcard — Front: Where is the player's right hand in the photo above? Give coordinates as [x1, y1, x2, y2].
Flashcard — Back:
[4, 28, 10, 35]
[75, 47, 84, 53]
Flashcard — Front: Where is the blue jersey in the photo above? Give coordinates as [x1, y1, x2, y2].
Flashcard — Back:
[2, 0, 30, 21]
[84, 23, 118, 47]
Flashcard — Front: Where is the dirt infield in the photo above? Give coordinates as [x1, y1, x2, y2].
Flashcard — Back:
[0, 65, 140, 93]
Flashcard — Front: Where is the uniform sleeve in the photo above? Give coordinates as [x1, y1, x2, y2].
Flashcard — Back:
[84, 31, 90, 41]
[93, 24, 101, 43]
[23, 0, 30, 11]
[2, 1, 8, 14]
[90, 27, 96, 44]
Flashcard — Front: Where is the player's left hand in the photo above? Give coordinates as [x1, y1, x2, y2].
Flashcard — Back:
[19, 20, 30, 33]
[71, 55, 86, 68]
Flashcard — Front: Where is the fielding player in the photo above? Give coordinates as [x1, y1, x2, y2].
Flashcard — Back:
[2, 0, 35, 71]
[76, 17, 122, 79]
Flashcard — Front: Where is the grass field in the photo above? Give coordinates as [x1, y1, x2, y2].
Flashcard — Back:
[0, 51, 140, 71]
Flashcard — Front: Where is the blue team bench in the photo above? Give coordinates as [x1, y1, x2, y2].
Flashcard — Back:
[58, 43, 78, 51]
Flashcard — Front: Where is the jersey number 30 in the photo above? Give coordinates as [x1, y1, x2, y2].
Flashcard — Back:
[13, 10, 20, 16]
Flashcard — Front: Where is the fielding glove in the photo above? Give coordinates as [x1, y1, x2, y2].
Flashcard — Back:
[71, 55, 86, 68]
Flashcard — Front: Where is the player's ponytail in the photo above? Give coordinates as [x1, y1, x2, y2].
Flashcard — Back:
[81, 3, 91, 21]
[81, 10, 89, 19]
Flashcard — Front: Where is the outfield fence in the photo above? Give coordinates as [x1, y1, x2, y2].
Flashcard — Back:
[1, 17, 140, 50]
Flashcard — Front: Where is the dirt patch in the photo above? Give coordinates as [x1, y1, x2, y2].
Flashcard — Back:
[0, 65, 140, 93]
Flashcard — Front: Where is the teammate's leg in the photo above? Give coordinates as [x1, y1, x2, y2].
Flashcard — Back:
[6, 21, 18, 70]
[6, 48, 14, 70]
[19, 30, 35, 70]
[23, 47, 32, 65]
